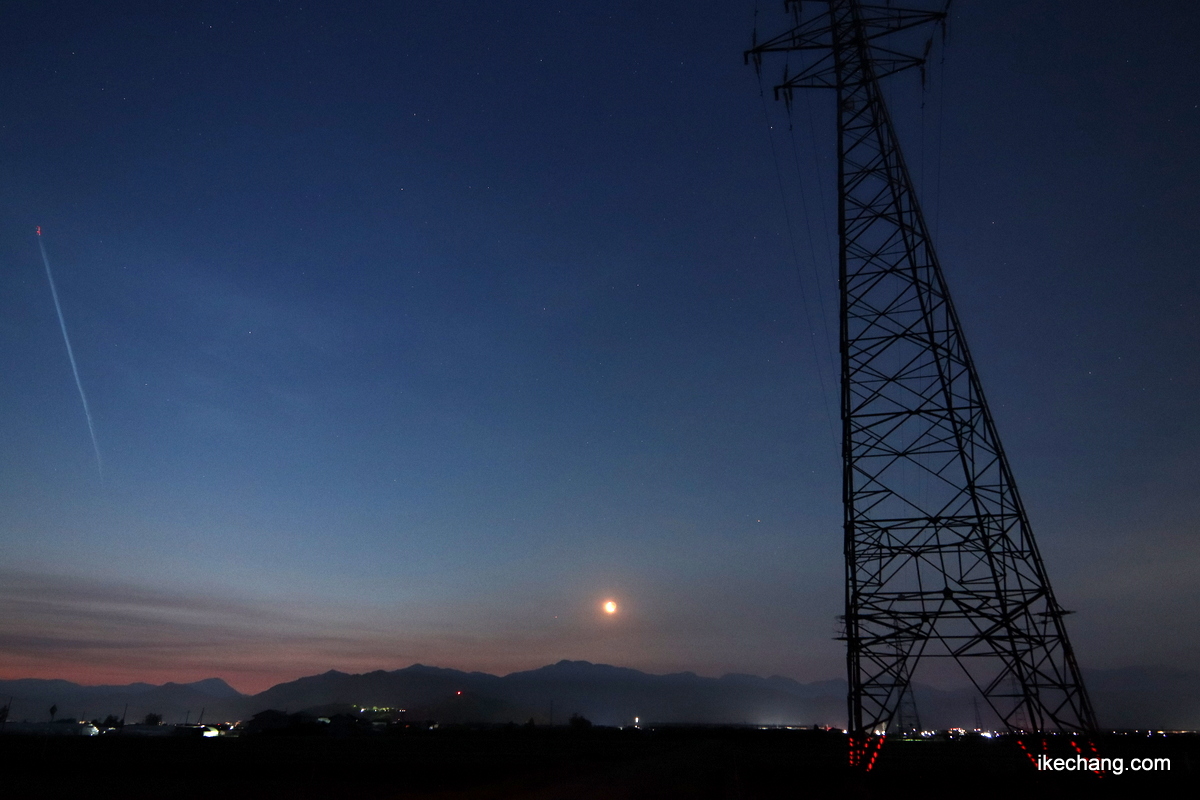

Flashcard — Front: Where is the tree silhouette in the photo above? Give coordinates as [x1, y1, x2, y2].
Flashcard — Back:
[142, 712, 162, 726]
[49, 704, 57, 722]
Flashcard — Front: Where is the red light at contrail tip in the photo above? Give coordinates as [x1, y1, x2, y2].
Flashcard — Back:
[36, 226, 41, 236]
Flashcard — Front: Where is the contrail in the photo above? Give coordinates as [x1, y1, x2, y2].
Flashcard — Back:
[36, 228, 103, 479]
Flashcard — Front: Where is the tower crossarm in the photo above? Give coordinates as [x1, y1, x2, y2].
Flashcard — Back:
[745, 3, 944, 95]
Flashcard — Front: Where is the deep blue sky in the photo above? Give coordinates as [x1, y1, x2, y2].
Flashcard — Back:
[1, 1, 1197, 693]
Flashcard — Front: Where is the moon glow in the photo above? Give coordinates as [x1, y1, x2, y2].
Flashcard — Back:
[603, 600, 618, 615]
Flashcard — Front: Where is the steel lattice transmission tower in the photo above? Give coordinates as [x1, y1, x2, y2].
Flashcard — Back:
[746, 1, 1097, 737]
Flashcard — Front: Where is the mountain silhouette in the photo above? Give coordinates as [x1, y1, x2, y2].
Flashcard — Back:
[0, 677, 242, 725]
[2, 663, 1195, 730]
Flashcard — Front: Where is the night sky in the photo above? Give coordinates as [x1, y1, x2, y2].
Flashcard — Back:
[2, 1, 1198, 694]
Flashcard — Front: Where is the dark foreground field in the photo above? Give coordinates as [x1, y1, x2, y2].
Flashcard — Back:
[1, 727, 1194, 798]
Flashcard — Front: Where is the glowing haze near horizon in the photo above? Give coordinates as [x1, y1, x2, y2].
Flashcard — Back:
[2, 1, 1199, 696]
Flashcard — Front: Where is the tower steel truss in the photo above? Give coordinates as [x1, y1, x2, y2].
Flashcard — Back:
[747, 1, 1097, 736]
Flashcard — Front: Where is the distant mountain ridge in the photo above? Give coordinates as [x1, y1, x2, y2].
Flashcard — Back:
[0, 677, 241, 724]
[2, 663, 1195, 730]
